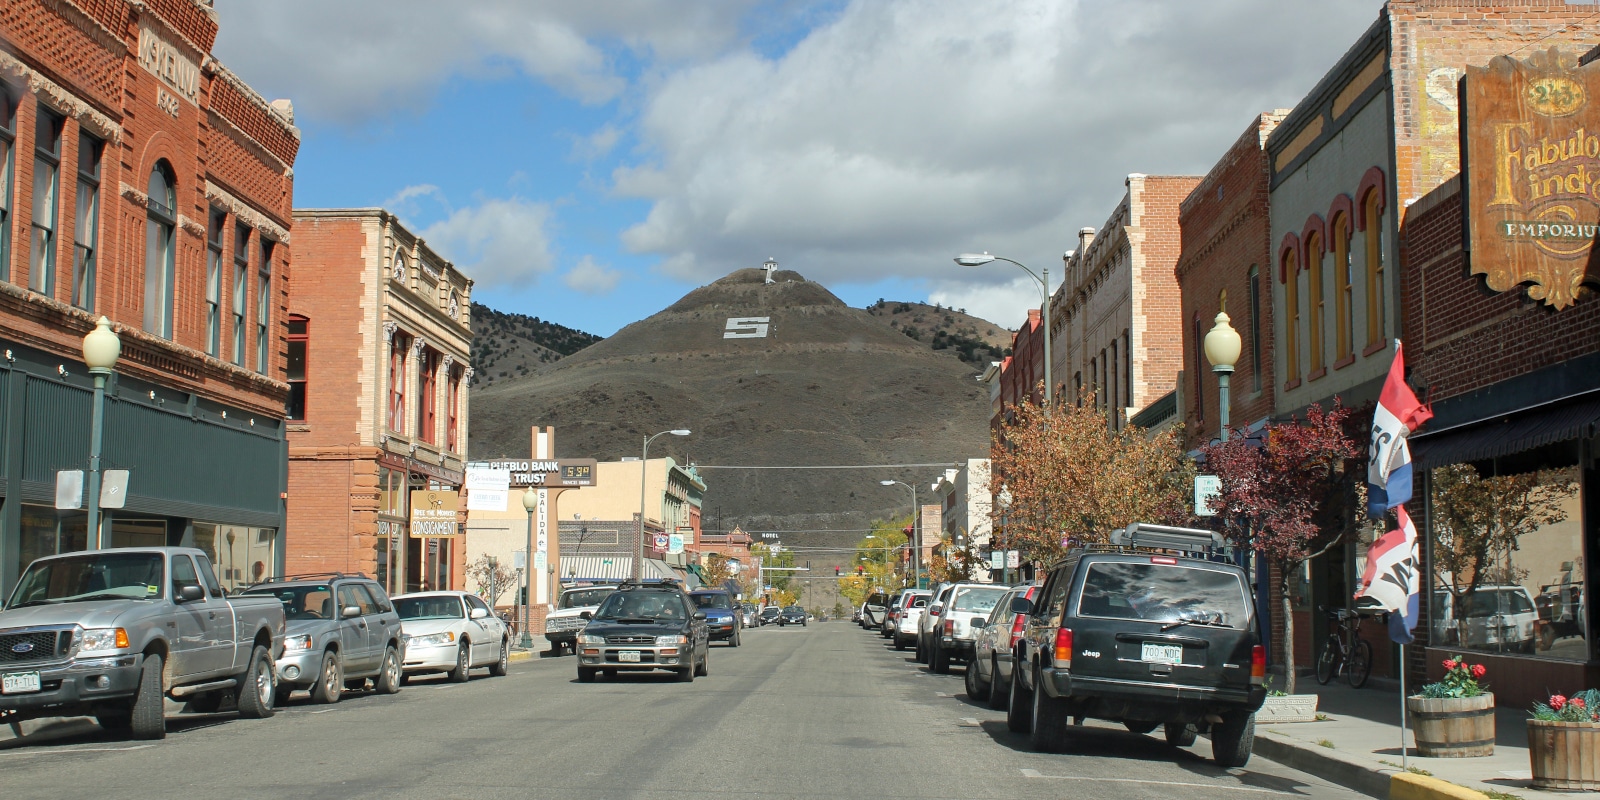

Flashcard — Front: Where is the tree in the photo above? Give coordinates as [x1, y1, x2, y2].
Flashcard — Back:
[1430, 463, 1577, 644]
[1197, 399, 1361, 694]
[466, 555, 518, 608]
[929, 532, 978, 584]
[701, 552, 737, 591]
[750, 542, 796, 593]
[989, 389, 1193, 568]
[840, 520, 909, 606]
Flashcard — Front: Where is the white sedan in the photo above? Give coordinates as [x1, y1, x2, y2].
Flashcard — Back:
[393, 591, 510, 682]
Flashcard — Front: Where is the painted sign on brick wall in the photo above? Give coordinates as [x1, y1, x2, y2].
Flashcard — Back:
[1463, 47, 1600, 310]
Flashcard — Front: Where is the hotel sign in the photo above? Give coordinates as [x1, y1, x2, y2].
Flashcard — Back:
[136, 21, 200, 115]
[1464, 47, 1600, 309]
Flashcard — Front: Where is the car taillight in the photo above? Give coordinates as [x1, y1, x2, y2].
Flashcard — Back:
[943, 619, 954, 636]
[1251, 645, 1266, 685]
[1054, 628, 1073, 667]
[1009, 615, 1026, 648]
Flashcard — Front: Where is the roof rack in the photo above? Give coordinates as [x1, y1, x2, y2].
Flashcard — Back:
[1107, 523, 1225, 553]
[246, 571, 370, 588]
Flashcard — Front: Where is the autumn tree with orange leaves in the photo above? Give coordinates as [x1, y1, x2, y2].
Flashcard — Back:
[989, 390, 1193, 569]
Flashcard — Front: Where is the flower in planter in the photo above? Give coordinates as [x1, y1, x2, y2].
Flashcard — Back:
[1418, 654, 1487, 699]
[1531, 689, 1600, 723]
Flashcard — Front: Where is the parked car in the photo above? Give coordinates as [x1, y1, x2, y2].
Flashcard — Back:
[690, 589, 743, 646]
[890, 589, 931, 650]
[1010, 524, 1265, 767]
[741, 603, 761, 628]
[880, 599, 901, 638]
[392, 591, 510, 682]
[759, 606, 782, 626]
[926, 583, 1009, 673]
[915, 583, 956, 663]
[575, 583, 709, 682]
[860, 592, 890, 629]
[241, 573, 405, 704]
[777, 606, 807, 626]
[1431, 585, 1539, 653]
[966, 584, 1037, 709]
[0, 547, 286, 740]
[545, 585, 619, 655]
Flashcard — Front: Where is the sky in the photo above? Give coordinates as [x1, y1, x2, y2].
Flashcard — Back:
[212, 0, 1384, 338]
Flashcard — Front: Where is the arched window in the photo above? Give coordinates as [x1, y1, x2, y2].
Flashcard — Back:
[1363, 189, 1386, 348]
[1282, 248, 1299, 385]
[1305, 229, 1324, 375]
[1329, 207, 1354, 364]
[31, 107, 63, 295]
[1191, 313, 1206, 425]
[1247, 266, 1262, 393]
[287, 315, 308, 420]
[447, 365, 462, 452]
[0, 87, 15, 280]
[144, 161, 176, 338]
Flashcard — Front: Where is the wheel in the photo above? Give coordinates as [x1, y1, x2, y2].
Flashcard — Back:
[894, 635, 906, 651]
[1029, 665, 1069, 753]
[1211, 710, 1256, 768]
[932, 642, 950, 674]
[729, 630, 741, 648]
[1007, 660, 1034, 733]
[677, 665, 695, 682]
[987, 657, 1009, 711]
[128, 652, 167, 740]
[376, 646, 402, 694]
[310, 650, 342, 704]
[1345, 638, 1372, 689]
[1165, 722, 1198, 747]
[1124, 720, 1160, 734]
[448, 642, 471, 683]
[915, 638, 927, 663]
[235, 645, 277, 720]
[578, 668, 596, 683]
[965, 656, 989, 702]
[489, 639, 510, 676]
[695, 648, 709, 677]
[1315, 636, 1340, 685]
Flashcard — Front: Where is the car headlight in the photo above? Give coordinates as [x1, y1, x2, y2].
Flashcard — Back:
[408, 632, 456, 647]
[656, 635, 687, 646]
[78, 627, 129, 654]
[283, 634, 314, 651]
[579, 634, 605, 645]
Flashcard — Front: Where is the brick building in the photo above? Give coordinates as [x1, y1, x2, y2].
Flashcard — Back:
[287, 209, 473, 595]
[1053, 174, 1199, 426]
[0, 0, 297, 593]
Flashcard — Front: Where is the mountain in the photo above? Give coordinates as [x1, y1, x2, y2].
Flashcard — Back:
[469, 302, 603, 388]
[864, 300, 1012, 366]
[467, 269, 992, 564]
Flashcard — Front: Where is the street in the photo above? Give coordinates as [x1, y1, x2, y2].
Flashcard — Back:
[2, 622, 1365, 800]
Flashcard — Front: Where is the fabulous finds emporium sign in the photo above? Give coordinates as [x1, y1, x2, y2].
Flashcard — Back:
[1464, 47, 1600, 310]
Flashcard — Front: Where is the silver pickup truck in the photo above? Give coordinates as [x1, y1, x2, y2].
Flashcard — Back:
[0, 546, 286, 740]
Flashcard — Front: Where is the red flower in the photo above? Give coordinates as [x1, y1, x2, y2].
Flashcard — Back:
[1551, 695, 1567, 710]
[1573, 697, 1587, 710]
[1469, 664, 1486, 679]
[1443, 659, 1457, 670]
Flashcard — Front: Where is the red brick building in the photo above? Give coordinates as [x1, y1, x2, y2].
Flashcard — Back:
[288, 210, 474, 595]
[0, 0, 297, 593]
[997, 309, 1043, 420]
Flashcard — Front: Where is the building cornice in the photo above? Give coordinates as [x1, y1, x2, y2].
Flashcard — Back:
[0, 50, 123, 144]
[205, 180, 291, 242]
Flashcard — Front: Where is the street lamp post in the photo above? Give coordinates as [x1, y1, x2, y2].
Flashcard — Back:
[486, 554, 499, 613]
[82, 317, 121, 550]
[519, 488, 538, 648]
[635, 429, 690, 582]
[1202, 311, 1242, 434]
[879, 480, 919, 587]
[957, 253, 1051, 413]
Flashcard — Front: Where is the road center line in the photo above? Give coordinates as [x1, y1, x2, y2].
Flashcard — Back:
[1019, 768, 1294, 794]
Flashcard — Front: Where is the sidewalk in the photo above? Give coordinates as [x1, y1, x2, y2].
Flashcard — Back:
[1251, 677, 1563, 799]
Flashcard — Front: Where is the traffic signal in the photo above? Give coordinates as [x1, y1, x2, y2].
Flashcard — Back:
[834, 566, 840, 576]
[856, 566, 864, 577]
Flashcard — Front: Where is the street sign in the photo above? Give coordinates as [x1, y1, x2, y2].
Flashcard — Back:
[534, 551, 547, 570]
[1195, 474, 1222, 517]
[667, 534, 685, 555]
[466, 459, 599, 488]
[653, 534, 669, 549]
[54, 470, 83, 510]
[100, 470, 129, 509]
[990, 551, 1005, 570]
[1006, 551, 1020, 569]
[513, 550, 527, 569]
[410, 490, 460, 537]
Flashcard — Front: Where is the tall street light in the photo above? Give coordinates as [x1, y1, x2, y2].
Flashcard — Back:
[957, 253, 1051, 414]
[635, 429, 691, 582]
[82, 317, 121, 549]
[519, 487, 539, 648]
[1203, 311, 1242, 434]
[879, 479, 919, 588]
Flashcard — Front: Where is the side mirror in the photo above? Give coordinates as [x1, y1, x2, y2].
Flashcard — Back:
[693, 611, 707, 620]
[1010, 596, 1034, 615]
[177, 584, 205, 602]
[469, 607, 489, 620]
[971, 618, 987, 629]
[580, 611, 593, 620]
[342, 605, 362, 618]
[930, 605, 942, 616]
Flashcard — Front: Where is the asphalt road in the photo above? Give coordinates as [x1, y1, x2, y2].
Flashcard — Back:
[0, 622, 1367, 800]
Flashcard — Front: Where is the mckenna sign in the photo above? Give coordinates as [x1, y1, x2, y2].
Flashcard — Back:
[1464, 47, 1600, 309]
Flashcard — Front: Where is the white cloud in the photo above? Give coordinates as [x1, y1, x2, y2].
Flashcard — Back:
[563, 256, 623, 295]
[571, 124, 623, 161]
[928, 276, 1042, 333]
[615, 0, 1382, 294]
[420, 198, 556, 288]
[382, 183, 440, 208]
[211, 0, 757, 123]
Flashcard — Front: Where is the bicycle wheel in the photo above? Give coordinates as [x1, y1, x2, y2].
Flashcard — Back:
[1345, 638, 1373, 688]
[1315, 636, 1341, 685]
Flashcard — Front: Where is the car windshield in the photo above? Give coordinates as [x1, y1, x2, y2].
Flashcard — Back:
[691, 593, 733, 609]
[952, 587, 1008, 613]
[784, 606, 803, 613]
[595, 591, 689, 621]
[559, 588, 616, 609]
[7, 553, 166, 608]
[242, 584, 335, 621]
[395, 595, 465, 621]
[1077, 562, 1249, 628]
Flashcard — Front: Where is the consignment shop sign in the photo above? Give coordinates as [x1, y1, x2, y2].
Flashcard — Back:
[1464, 47, 1600, 309]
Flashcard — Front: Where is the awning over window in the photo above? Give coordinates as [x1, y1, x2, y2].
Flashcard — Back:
[557, 556, 680, 583]
[1411, 395, 1600, 469]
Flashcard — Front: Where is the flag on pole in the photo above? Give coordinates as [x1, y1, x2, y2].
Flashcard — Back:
[1355, 505, 1421, 644]
[1367, 341, 1432, 519]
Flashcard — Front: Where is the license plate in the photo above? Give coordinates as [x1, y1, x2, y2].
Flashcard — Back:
[618, 651, 641, 663]
[2, 671, 41, 694]
[1141, 643, 1183, 664]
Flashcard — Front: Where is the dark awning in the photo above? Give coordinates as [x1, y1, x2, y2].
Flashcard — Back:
[1411, 394, 1600, 469]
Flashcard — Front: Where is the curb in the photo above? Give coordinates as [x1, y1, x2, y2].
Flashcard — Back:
[1248, 729, 1397, 799]
[1390, 773, 1490, 800]
[508, 650, 538, 664]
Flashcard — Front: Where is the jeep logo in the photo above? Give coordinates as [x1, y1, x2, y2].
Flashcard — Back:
[1080, 649, 1100, 658]
[11, 642, 34, 654]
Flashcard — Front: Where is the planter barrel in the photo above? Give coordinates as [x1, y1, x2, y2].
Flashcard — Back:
[1407, 693, 1495, 757]
[1527, 720, 1600, 790]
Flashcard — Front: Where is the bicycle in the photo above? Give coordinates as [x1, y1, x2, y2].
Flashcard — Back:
[1315, 605, 1382, 688]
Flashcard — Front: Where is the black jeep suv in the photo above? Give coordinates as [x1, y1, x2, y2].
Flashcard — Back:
[575, 582, 709, 683]
[1009, 524, 1265, 767]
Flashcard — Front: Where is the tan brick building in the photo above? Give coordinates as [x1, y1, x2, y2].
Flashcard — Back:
[0, 0, 297, 593]
[1051, 174, 1199, 426]
[287, 209, 473, 595]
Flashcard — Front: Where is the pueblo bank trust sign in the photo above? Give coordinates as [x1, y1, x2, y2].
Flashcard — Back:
[1465, 47, 1600, 309]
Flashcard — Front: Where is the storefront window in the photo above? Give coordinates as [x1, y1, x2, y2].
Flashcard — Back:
[1429, 458, 1585, 659]
[193, 523, 278, 592]
[19, 504, 87, 571]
